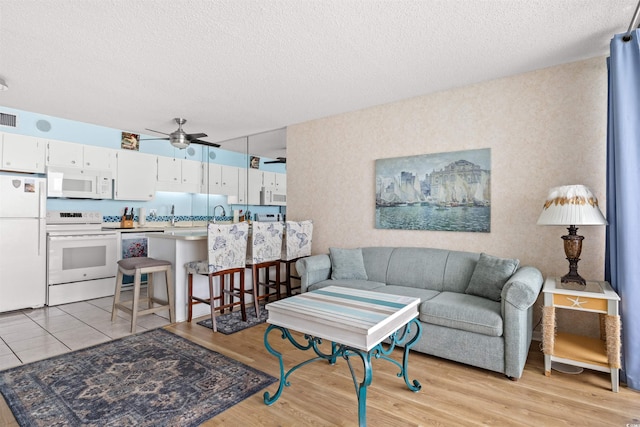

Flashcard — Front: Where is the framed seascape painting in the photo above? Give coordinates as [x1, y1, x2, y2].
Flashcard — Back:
[375, 148, 491, 232]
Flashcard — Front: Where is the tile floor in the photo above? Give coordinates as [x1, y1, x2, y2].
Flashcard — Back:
[0, 289, 171, 371]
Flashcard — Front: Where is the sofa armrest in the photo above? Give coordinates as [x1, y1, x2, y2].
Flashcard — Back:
[295, 254, 332, 292]
[502, 266, 544, 310]
[501, 265, 543, 379]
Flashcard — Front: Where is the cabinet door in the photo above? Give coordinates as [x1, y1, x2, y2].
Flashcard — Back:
[263, 171, 276, 188]
[237, 168, 247, 204]
[115, 150, 156, 200]
[2, 133, 46, 173]
[83, 145, 114, 171]
[220, 165, 238, 196]
[247, 168, 263, 205]
[157, 157, 181, 182]
[181, 159, 201, 193]
[204, 163, 223, 194]
[275, 172, 287, 192]
[47, 139, 82, 168]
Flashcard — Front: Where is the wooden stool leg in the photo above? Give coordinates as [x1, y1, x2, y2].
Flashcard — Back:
[252, 265, 260, 317]
[275, 262, 281, 300]
[146, 270, 154, 309]
[208, 274, 217, 333]
[131, 269, 142, 333]
[112, 269, 124, 321]
[239, 270, 247, 321]
[220, 274, 226, 314]
[165, 266, 175, 323]
[187, 273, 194, 322]
[285, 261, 292, 297]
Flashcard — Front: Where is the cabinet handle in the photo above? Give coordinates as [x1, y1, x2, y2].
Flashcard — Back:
[71, 160, 76, 164]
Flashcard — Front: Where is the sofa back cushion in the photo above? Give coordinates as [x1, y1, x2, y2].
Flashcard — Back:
[361, 247, 395, 283]
[385, 248, 450, 290]
[442, 251, 481, 293]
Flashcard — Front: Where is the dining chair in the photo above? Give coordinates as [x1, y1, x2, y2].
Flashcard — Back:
[280, 220, 313, 296]
[245, 221, 284, 316]
[185, 222, 249, 332]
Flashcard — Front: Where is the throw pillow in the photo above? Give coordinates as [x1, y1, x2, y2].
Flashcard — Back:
[465, 253, 520, 301]
[329, 247, 368, 280]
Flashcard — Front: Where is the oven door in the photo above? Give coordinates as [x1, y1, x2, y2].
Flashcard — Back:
[47, 233, 117, 285]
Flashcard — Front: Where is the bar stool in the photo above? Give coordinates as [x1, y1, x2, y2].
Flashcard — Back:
[245, 221, 284, 316]
[280, 220, 313, 296]
[112, 257, 175, 333]
[185, 222, 249, 332]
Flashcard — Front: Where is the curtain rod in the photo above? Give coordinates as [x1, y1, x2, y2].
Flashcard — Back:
[623, 0, 640, 41]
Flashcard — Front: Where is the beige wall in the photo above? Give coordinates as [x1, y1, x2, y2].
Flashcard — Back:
[286, 57, 608, 335]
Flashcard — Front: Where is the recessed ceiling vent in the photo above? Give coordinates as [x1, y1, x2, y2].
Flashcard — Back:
[0, 112, 17, 128]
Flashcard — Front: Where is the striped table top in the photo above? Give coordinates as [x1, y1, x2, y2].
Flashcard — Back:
[265, 286, 420, 351]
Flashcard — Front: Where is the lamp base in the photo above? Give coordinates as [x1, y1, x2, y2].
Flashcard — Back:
[561, 271, 586, 286]
[561, 226, 586, 286]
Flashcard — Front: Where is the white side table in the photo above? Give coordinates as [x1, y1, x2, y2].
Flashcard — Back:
[542, 277, 621, 392]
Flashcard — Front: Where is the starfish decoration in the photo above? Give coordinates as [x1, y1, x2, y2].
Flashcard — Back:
[566, 296, 587, 308]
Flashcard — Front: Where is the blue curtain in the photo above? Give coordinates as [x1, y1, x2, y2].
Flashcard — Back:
[606, 29, 640, 391]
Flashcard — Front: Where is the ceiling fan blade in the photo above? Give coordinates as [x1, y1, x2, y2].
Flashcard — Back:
[186, 133, 207, 140]
[139, 137, 170, 141]
[145, 128, 171, 136]
[191, 139, 221, 148]
[264, 157, 286, 164]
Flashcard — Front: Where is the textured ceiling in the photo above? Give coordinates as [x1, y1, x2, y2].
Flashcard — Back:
[0, 0, 636, 158]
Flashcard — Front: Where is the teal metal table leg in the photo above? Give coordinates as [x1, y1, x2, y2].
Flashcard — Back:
[263, 318, 423, 426]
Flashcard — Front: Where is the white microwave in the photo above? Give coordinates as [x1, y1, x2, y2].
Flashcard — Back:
[47, 166, 113, 199]
[260, 186, 287, 206]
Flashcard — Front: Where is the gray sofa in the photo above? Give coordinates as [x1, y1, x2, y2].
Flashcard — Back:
[295, 247, 543, 380]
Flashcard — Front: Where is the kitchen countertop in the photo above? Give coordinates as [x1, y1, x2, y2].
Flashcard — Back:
[146, 230, 207, 240]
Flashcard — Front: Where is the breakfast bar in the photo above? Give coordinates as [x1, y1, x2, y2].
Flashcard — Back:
[147, 231, 209, 322]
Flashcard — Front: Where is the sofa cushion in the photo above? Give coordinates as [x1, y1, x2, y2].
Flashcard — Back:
[465, 253, 519, 301]
[372, 285, 440, 302]
[307, 279, 385, 292]
[420, 292, 503, 337]
[329, 247, 368, 280]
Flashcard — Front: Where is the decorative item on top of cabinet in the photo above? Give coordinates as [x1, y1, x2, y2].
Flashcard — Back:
[1, 132, 46, 173]
[114, 150, 157, 201]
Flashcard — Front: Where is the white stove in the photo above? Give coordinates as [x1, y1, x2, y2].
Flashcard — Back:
[46, 211, 111, 235]
[45, 210, 118, 306]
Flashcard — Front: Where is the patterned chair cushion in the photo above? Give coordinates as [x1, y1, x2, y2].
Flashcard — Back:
[185, 223, 249, 275]
[247, 221, 284, 264]
[282, 220, 313, 261]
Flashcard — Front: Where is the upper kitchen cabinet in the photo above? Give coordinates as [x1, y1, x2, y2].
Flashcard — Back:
[263, 171, 286, 192]
[157, 157, 201, 193]
[1, 133, 46, 173]
[83, 145, 115, 171]
[47, 140, 115, 171]
[203, 163, 239, 196]
[114, 150, 156, 200]
[247, 168, 263, 205]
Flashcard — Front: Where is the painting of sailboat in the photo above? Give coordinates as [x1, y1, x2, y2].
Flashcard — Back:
[375, 148, 491, 232]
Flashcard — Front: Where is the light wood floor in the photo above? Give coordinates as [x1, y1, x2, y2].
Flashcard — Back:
[2, 319, 639, 426]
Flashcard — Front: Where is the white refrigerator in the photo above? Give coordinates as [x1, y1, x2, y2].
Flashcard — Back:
[0, 174, 47, 312]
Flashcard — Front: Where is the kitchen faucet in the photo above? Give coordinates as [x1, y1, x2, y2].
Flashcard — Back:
[212, 205, 226, 223]
[170, 204, 176, 226]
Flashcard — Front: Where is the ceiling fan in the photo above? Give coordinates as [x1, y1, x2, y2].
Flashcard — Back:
[142, 117, 220, 149]
[264, 157, 286, 164]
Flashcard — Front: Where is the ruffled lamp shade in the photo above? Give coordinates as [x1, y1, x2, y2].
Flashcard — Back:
[537, 185, 607, 285]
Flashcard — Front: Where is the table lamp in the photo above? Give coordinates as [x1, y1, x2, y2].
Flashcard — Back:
[537, 185, 607, 286]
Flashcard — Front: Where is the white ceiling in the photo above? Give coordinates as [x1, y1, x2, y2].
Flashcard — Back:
[0, 1, 636, 158]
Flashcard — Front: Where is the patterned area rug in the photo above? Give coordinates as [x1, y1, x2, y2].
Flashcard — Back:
[0, 329, 276, 427]
[197, 303, 269, 334]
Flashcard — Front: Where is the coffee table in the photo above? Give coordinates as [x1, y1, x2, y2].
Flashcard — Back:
[263, 286, 422, 427]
